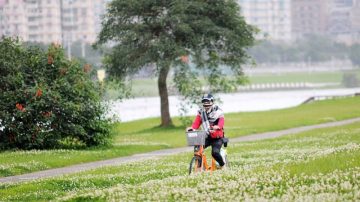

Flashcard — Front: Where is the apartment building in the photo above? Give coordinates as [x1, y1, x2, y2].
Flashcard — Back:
[237, 0, 360, 43]
[291, 0, 330, 39]
[349, 0, 360, 43]
[237, 0, 292, 41]
[62, 0, 97, 45]
[351, 0, 360, 33]
[0, 0, 29, 41]
[2, 0, 358, 44]
[0, 0, 107, 44]
[327, 0, 353, 35]
[26, 0, 62, 44]
[291, 0, 360, 43]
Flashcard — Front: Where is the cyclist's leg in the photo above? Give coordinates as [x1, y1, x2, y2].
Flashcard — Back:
[204, 137, 211, 149]
[211, 138, 225, 166]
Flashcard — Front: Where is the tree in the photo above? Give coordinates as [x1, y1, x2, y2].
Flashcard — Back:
[0, 38, 110, 150]
[70, 40, 104, 66]
[350, 44, 360, 67]
[97, 0, 256, 127]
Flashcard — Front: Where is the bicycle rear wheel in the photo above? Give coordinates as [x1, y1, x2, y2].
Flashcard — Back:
[224, 155, 230, 168]
[189, 156, 202, 175]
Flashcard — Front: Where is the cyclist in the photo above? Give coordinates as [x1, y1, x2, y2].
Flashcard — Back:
[187, 93, 226, 169]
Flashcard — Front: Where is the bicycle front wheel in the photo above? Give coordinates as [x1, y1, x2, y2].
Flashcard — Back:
[189, 156, 202, 175]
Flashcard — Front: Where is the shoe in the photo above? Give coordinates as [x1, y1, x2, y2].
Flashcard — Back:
[219, 163, 227, 170]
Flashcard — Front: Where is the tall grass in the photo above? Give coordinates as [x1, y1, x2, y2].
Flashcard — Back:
[1, 122, 359, 201]
[0, 96, 359, 177]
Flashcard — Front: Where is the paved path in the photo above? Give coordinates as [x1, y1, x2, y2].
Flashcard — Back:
[1, 117, 360, 184]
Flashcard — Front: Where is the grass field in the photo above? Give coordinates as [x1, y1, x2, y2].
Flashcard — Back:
[118, 70, 360, 97]
[249, 71, 342, 84]
[1, 121, 359, 201]
[0, 96, 360, 178]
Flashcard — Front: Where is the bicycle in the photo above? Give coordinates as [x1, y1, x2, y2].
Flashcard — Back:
[186, 130, 229, 175]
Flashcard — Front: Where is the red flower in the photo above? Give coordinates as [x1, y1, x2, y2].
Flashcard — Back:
[51, 42, 61, 49]
[83, 64, 91, 73]
[31, 133, 37, 142]
[35, 89, 43, 97]
[16, 103, 26, 112]
[42, 111, 52, 118]
[59, 68, 67, 76]
[8, 133, 15, 143]
[180, 55, 189, 64]
[47, 55, 54, 64]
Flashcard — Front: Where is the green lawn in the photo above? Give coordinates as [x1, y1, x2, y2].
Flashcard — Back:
[113, 96, 360, 146]
[0, 145, 167, 178]
[0, 96, 360, 178]
[1, 121, 359, 201]
[249, 71, 342, 84]
[115, 70, 360, 97]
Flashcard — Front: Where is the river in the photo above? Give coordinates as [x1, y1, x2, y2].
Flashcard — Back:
[107, 88, 360, 122]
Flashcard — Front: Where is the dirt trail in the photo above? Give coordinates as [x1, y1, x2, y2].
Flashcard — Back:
[1, 117, 360, 184]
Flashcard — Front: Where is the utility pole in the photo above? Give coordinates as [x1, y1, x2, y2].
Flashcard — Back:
[60, 0, 64, 49]
[81, 36, 85, 58]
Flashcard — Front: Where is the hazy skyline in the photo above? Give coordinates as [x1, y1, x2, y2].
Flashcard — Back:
[1, 0, 359, 45]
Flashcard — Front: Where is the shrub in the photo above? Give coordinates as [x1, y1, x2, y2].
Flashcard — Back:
[0, 37, 110, 150]
[342, 73, 359, 88]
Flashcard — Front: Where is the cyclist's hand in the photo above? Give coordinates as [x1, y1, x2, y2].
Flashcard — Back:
[186, 127, 194, 132]
[212, 125, 220, 130]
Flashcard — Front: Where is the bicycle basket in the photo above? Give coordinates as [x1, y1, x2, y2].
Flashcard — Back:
[186, 131, 207, 146]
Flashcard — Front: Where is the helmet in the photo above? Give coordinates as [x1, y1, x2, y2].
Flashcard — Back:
[201, 93, 214, 103]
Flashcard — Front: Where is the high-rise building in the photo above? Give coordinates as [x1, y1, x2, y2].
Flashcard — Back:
[0, 0, 108, 44]
[291, 0, 330, 39]
[26, 0, 62, 44]
[349, 0, 360, 43]
[351, 0, 360, 32]
[94, 0, 109, 35]
[61, 0, 99, 45]
[334, 0, 354, 7]
[0, 0, 28, 41]
[291, 0, 359, 44]
[327, 0, 353, 36]
[325, 0, 360, 44]
[237, 0, 292, 41]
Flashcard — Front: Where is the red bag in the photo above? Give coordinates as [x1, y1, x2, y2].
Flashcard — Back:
[210, 129, 224, 139]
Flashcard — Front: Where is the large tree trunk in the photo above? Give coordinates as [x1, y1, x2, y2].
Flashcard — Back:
[158, 65, 173, 127]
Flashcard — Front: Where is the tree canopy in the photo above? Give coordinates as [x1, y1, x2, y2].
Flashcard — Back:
[97, 0, 256, 126]
[349, 44, 360, 67]
[248, 35, 353, 64]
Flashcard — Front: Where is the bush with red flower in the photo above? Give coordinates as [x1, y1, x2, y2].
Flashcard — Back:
[0, 37, 110, 150]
